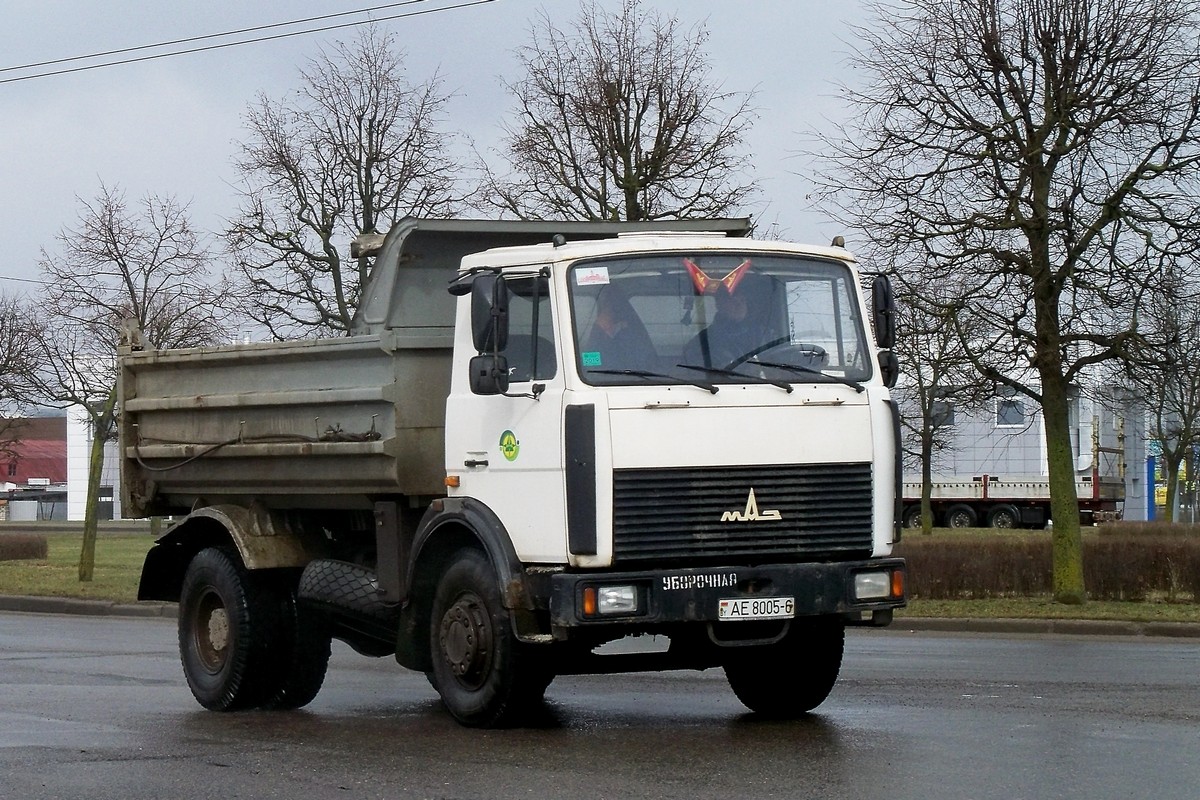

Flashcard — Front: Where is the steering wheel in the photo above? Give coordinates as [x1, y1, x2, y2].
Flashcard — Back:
[726, 340, 828, 371]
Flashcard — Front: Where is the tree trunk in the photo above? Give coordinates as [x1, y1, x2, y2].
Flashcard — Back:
[921, 427, 935, 535]
[78, 387, 117, 583]
[1041, 375, 1086, 604]
[1162, 451, 1185, 523]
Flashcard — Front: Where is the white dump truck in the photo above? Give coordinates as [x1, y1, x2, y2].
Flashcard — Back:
[123, 217, 906, 727]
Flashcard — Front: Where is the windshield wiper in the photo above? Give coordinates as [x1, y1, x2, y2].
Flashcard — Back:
[674, 363, 793, 393]
[587, 368, 718, 394]
[747, 359, 865, 393]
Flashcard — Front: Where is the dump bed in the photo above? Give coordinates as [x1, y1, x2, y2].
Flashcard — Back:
[119, 331, 452, 516]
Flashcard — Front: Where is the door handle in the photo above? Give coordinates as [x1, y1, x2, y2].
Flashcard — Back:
[464, 459, 489, 468]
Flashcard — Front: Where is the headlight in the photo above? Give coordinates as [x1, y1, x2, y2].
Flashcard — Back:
[854, 571, 892, 600]
[582, 584, 640, 616]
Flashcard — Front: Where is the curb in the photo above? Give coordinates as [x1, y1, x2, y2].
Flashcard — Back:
[890, 615, 1200, 639]
[1, 595, 1197, 638]
[0, 595, 177, 619]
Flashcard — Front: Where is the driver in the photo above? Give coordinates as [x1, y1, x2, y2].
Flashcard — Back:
[682, 280, 768, 368]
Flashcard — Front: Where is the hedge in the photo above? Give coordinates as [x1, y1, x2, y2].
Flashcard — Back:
[897, 525, 1200, 602]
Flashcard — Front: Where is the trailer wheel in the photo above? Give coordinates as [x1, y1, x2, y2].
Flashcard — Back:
[986, 504, 1021, 529]
[944, 503, 978, 529]
[178, 547, 277, 711]
[724, 616, 844, 717]
[427, 549, 550, 727]
[902, 505, 924, 529]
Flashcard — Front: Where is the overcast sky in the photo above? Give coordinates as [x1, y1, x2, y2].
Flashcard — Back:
[0, 0, 868, 291]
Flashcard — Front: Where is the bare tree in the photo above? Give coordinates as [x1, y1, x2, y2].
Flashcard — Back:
[1124, 266, 1200, 520]
[0, 293, 37, 441]
[228, 28, 462, 339]
[815, 0, 1200, 603]
[480, 0, 757, 222]
[31, 185, 232, 581]
[0, 293, 40, 462]
[893, 282, 993, 534]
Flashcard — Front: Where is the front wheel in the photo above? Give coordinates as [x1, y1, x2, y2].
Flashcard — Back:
[723, 616, 845, 717]
[427, 549, 551, 727]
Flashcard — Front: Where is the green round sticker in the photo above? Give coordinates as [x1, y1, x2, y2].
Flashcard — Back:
[499, 430, 520, 461]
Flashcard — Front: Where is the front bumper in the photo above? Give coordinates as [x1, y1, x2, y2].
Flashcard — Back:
[548, 558, 905, 632]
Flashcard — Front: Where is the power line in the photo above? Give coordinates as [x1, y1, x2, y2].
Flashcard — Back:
[0, 1, 430, 75]
[0, 0, 495, 85]
[0, 275, 49, 287]
[2, 1, 434, 75]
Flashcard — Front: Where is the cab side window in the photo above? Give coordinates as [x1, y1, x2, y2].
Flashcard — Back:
[503, 276, 557, 382]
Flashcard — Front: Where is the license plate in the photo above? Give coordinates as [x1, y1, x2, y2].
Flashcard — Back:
[718, 596, 795, 621]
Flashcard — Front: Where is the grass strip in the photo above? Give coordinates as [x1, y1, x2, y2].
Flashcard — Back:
[0, 532, 155, 603]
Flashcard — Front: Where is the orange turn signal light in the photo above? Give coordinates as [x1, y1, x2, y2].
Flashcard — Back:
[582, 586, 597, 616]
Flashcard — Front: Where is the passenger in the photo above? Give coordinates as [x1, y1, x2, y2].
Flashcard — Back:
[583, 286, 656, 371]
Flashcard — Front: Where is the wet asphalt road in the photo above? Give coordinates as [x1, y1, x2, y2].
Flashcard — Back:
[1, 612, 1197, 800]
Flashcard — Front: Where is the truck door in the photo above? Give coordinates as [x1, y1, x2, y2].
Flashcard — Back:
[446, 273, 568, 563]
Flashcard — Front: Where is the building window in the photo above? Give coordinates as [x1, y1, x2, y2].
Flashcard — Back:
[931, 399, 955, 427]
[996, 398, 1025, 427]
[7, 461, 16, 478]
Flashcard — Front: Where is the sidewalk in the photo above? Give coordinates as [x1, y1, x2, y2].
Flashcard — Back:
[2, 593, 1199, 638]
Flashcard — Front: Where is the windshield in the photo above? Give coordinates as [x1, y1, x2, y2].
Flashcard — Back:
[568, 253, 872, 387]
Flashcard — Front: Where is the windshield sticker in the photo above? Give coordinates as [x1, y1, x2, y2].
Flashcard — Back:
[499, 430, 521, 461]
[581, 351, 603, 367]
[575, 266, 611, 286]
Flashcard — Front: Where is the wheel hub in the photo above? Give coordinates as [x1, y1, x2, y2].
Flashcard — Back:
[207, 609, 230, 652]
[194, 591, 230, 673]
[438, 593, 492, 688]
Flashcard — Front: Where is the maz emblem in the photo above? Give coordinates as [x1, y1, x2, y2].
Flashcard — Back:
[721, 488, 782, 522]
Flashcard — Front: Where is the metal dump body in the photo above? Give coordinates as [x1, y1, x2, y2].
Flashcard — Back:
[120, 331, 452, 516]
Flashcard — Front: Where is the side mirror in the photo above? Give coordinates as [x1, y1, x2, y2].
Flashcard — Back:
[471, 274, 509, 353]
[878, 349, 900, 388]
[871, 275, 896, 350]
[469, 354, 511, 395]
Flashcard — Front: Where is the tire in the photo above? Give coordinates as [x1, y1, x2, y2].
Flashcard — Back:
[427, 549, 550, 727]
[724, 616, 845, 717]
[944, 503, 978, 529]
[178, 548, 279, 711]
[986, 504, 1021, 530]
[298, 559, 398, 657]
[261, 580, 331, 710]
[902, 505, 924, 529]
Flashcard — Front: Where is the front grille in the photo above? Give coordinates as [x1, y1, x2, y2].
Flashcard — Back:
[612, 463, 874, 566]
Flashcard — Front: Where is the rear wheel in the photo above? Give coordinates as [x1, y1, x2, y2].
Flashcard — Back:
[261, 578, 331, 710]
[178, 548, 275, 710]
[427, 549, 551, 727]
[723, 616, 845, 717]
[179, 548, 330, 711]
